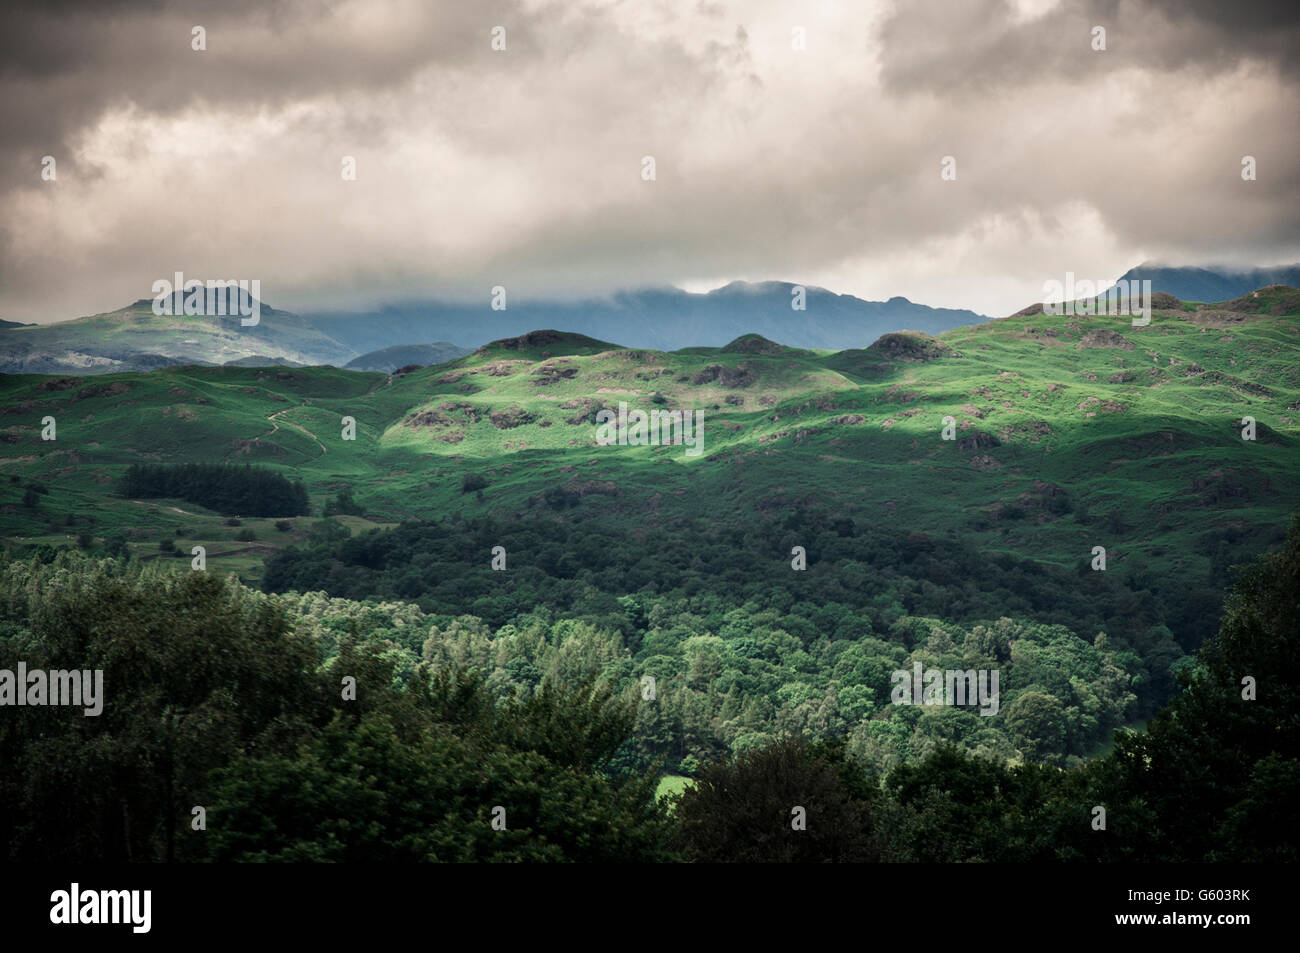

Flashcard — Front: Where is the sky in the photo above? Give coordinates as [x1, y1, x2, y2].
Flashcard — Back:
[1, 0, 1297, 324]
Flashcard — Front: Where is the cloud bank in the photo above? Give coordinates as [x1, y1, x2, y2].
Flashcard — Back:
[1, 0, 1297, 322]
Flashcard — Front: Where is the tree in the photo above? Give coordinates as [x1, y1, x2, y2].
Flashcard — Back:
[673, 735, 880, 862]
[1003, 691, 1067, 761]
[323, 487, 362, 516]
[0, 566, 320, 862]
[1094, 514, 1300, 861]
[205, 662, 675, 862]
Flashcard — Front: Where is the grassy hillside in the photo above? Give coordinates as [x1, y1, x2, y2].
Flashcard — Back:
[2, 291, 1296, 597]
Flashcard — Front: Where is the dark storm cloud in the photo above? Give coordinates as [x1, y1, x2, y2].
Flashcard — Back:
[0, 0, 1296, 321]
[0, 0, 536, 191]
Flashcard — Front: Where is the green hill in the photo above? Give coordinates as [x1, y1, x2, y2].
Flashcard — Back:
[0, 289, 1291, 591]
[1, 285, 1297, 781]
[2, 289, 1296, 581]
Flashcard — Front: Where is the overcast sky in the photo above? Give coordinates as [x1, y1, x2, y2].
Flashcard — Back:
[1, 0, 1297, 323]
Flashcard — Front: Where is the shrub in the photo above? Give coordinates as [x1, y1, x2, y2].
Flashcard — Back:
[323, 488, 362, 517]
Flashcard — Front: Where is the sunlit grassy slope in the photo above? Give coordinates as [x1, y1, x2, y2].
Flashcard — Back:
[2, 290, 1297, 590]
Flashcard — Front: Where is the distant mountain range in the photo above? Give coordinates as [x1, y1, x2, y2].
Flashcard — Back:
[0, 282, 989, 376]
[3, 265, 1296, 376]
[344, 343, 470, 373]
[1115, 263, 1300, 302]
[305, 282, 989, 356]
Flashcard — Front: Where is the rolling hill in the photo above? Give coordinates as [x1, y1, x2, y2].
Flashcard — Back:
[1, 287, 1295, 625]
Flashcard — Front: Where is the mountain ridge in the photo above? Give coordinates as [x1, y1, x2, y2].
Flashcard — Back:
[0, 281, 989, 376]
[7, 265, 1298, 377]
[1115, 262, 1300, 302]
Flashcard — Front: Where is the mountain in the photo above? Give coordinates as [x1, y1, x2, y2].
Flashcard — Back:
[303, 282, 990, 354]
[223, 355, 305, 368]
[343, 342, 470, 373]
[0, 293, 355, 376]
[1115, 262, 1300, 302]
[9, 269, 1297, 377]
[0, 282, 985, 377]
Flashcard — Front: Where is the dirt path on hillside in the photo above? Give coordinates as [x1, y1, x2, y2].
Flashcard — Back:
[266, 407, 328, 456]
[129, 500, 202, 516]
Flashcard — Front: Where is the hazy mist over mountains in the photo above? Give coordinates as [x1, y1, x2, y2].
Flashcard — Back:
[0, 280, 989, 376]
[1115, 262, 1300, 302]
[3, 263, 1297, 376]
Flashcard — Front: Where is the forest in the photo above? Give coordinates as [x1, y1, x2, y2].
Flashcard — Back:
[259, 508, 1209, 772]
[118, 463, 311, 518]
[1, 514, 1294, 862]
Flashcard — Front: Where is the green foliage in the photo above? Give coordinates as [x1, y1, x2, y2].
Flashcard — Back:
[1, 293, 1297, 862]
[0, 551, 675, 863]
[119, 463, 309, 517]
[0, 512, 1296, 862]
[1090, 513, 1300, 861]
[674, 735, 881, 862]
[0, 559, 319, 862]
[262, 516, 1153, 771]
[322, 487, 362, 517]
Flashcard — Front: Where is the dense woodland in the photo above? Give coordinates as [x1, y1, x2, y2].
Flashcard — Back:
[261, 510, 1211, 771]
[0, 515, 1295, 861]
[118, 463, 311, 518]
